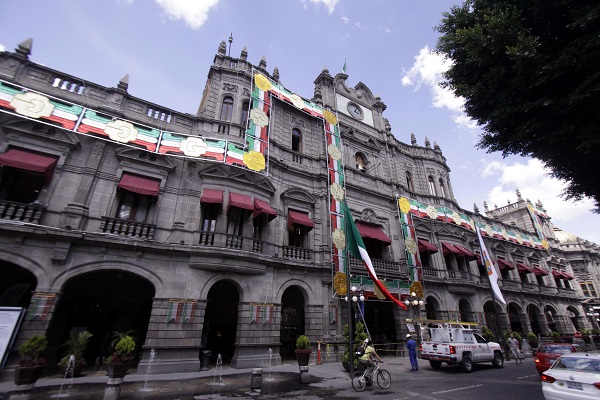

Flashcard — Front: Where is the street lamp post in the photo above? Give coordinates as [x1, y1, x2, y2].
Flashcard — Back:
[404, 292, 424, 320]
[405, 292, 424, 347]
[346, 285, 366, 321]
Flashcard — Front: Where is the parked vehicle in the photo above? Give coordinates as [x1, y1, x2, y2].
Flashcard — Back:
[534, 343, 586, 376]
[541, 353, 600, 400]
[418, 320, 504, 373]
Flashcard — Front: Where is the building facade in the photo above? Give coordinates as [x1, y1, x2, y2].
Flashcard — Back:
[0, 39, 598, 376]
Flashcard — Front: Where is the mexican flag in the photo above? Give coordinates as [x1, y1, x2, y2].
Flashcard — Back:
[476, 225, 506, 304]
[343, 201, 407, 310]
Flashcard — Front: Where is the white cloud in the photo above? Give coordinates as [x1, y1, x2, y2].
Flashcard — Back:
[341, 15, 349, 24]
[303, 0, 339, 14]
[0, 43, 6, 53]
[154, 0, 219, 30]
[354, 21, 366, 31]
[402, 46, 475, 130]
[482, 158, 595, 224]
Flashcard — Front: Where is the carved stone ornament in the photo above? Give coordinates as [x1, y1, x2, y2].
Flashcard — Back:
[223, 83, 238, 92]
[361, 209, 377, 224]
[52, 249, 68, 265]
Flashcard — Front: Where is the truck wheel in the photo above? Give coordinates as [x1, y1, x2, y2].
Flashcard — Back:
[492, 352, 504, 368]
[459, 356, 473, 373]
[429, 360, 443, 369]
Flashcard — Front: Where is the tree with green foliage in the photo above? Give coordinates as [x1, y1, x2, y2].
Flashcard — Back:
[435, 0, 600, 210]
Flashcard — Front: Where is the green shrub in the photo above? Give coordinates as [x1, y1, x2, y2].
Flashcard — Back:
[18, 335, 48, 367]
[295, 335, 310, 349]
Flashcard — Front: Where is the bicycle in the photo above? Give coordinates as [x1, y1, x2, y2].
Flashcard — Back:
[351, 360, 391, 391]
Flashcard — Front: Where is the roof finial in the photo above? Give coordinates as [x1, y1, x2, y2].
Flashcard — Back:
[228, 33, 233, 57]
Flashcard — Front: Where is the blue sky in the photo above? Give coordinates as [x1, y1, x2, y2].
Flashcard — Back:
[1, 0, 598, 242]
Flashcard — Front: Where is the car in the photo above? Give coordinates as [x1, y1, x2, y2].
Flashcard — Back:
[541, 353, 600, 400]
[534, 343, 586, 375]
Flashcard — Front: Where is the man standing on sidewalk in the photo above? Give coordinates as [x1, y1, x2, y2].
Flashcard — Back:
[406, 334, 419, 371]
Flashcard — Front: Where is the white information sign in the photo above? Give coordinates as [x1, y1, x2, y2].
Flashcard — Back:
[0, 307, 25, 370]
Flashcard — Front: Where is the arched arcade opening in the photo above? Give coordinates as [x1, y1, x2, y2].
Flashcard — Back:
[201, 280, 240, 364]
[47, 270, 155, 370]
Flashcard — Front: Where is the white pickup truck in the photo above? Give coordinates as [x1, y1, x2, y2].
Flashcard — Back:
[418, 321, 504, 373]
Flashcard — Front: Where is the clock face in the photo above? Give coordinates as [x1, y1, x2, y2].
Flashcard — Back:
[347, 103, 363, 119]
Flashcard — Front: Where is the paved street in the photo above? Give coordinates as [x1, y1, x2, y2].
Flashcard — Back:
[0, 355, 545, 399]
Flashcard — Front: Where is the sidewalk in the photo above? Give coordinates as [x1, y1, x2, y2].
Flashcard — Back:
[0, 356, 414, 398]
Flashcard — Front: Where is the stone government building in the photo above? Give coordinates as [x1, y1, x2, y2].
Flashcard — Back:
[0, 38, 599, 375]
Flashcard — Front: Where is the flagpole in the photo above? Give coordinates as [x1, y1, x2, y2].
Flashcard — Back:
[345, 248, 355, 378]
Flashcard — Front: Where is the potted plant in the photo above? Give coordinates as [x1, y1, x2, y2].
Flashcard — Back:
[550, 331, 560, 341]
[105, 331, 136, 379]
[527, 332, 539, 348]
[592, 328, 600, 344]
[341, 321, 368, 372]
[482, 326, 495, 342]
[580, 329, 592, 344]
[14, 335, 48, 385]
[57, 331, 93, 377]
[295, 335, 311, 367]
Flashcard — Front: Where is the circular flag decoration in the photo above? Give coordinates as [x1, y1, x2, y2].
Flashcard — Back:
[328, 144, 342, 161]
[542, 239, 549, 249]
[332, 229, 345, 250]
[289, 94, 305, 109]
[405, 237, 418, 254]
[451, 212, 461, 225]
[330, 182, 344, 202]
[426, 205, 438, 220]
[398, 197, 411, 214]
[10, 92, 54, 119]
[250, 108, 269, 127]
[254, 73, 271, 91]
[323, 109, 337, 125]
[243, 150, 266, 171]
[409, 281, 424, 298]
[334, 272, 347, 295]
[105, 120, 138, 144]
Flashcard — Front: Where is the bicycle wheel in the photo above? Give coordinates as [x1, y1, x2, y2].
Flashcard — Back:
[377, 369, 392, 389]
[351, 371, 367, 392]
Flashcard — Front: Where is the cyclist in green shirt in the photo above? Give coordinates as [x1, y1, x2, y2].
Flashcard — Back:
[358, 339, 383, 384]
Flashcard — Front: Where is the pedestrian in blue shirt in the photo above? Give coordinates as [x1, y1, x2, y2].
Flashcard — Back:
[406, 333, 419, 371]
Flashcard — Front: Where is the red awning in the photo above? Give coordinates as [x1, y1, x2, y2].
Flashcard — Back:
[532, 266, 549, 276]
[418, 239, 438, 254]
[442, 242, 462, 256]
[562, 271, 575, 280]
[200, 189, 223, 204]
[516, 262, 534, 274]
[355, 221, 392, 244]
[551, 270, 563, 278]
[118, 173, 160, 196]
[288, 210, 315, 230]
[497, 258, 516, 270]
[228, 192, 253, 211]
[454, 244, 476, 260]
[252, 199, 277, 221]
[0, 148, 58, 182]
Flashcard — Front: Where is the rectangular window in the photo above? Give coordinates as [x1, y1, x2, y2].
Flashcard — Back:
[117, 190, 152, 222]
[200, 203, 219, 245]
[288, 225, 304, 248]
[227, 207, 245, 236]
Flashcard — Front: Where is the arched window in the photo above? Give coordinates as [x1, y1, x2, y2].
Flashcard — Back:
[355, 153, 366, 171]
[405, 171, 414, 192]
[220, 96, 234, 121]
[428, 176, 436, 196]
[240, 101, 249, 126]
[292, 128, 302, 153]
[439, 178, 446, 197]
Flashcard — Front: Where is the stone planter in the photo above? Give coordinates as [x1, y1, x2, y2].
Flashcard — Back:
[106, 362, 131, 379]
[14, 365, 44, 385]
[295, 351, 311, 367]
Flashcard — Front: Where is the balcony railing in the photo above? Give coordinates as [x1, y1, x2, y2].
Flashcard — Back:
[0, 200, 44, 224]
[282, 245, 312, 260]
[348, 255, 407, 276]
[100, 216, 155, 239]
